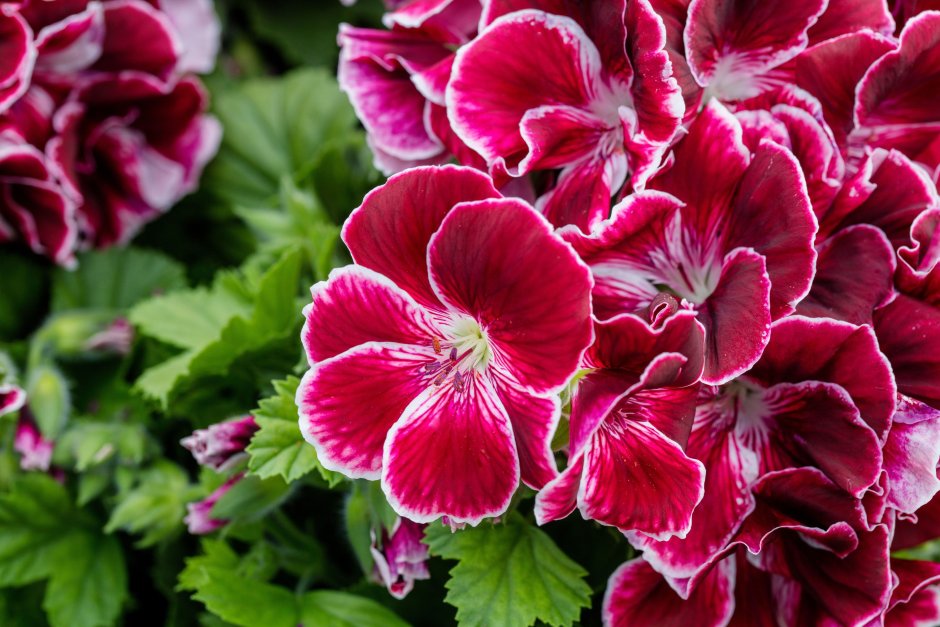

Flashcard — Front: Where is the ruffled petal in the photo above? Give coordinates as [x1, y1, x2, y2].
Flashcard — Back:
[580, 414, 704, 537]
[749, 315, 896, 441]
[301, 266, 441, 364]
[0, 10, 35, 114]
[536, 153, 623, 231]
[0, 383, 26, 417]
[684, 0, 826, 100]
[382, 373, 519, 525]
[428, 197, 593, 392]
[447, 10, 604, 171]
[797, 225, 896, 325]
[696, 248, 772, 384]
[874, 294, 940, 410]
[96, 0, 181, 80]
[884, 396, 940, 515]
[297, 343, 430, 480]
[342, 165, 500, 309]
[603, 556, 735, 627]
[806, 0, 895, 45]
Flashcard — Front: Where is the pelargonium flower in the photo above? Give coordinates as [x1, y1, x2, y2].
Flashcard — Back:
[563, 102, 816, 384]
[627, 315, 892, 581]
[184, 473, 241, 535]
[0, 0, 220, 262]
[181, 415, 259, 472]
[338, 0, 482, 174]
[13, 414, 54, 472]
[370, 516, 430, 599]
[535, 311, 706, 538]
[296, 165, 593, 525]
[448, 0, 683, 231]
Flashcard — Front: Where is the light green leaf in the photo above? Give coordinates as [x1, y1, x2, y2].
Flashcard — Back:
[209, 475, 290, 522]
[299, 590, 410, 627]
[129, 288, 250, 351]
[424, 514, 592, 627]
[52, 247, 186, 312]
[25, 365, 70, 439]
[247, 377, 340, 484]
[0, 475, 128, 627]
[42, 531, 127, 627]
[56, 421, 150, 471]
[105, 461, 191, 547]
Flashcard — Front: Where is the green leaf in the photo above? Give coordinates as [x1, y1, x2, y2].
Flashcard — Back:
[179, 542, 297, 627]
[247, 377, 341, 484]
[105, 461, 192, 547]
[52, 247, 186, 312]
[424, 515, 592, 627]
[25, 365, 70, 439]
[42, 531, 127, 627]
[299, 590, 410, 627]
[0, 475, 128, 627]
[56, 421, 150, 471]
[205, 69, 358, 207]
[131, 249, 303, 408]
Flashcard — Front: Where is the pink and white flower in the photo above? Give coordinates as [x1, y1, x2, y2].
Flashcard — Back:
[448, 0, 684, 231]
[296, 165, 593, 525]
[370, 517, 430, 599]
[184, 473, 241, 535]
[564, 102, 816, 384]
[13, 414, 54, 472]
[181, 415, 259, 472]
[535, 311, 706, 538]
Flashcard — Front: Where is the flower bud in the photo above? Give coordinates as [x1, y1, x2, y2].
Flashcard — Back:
[181, 416, 259, 471]
[184, 473, 243, 535]
[14, 414, 54, 472]
[370, 517, 430, 599]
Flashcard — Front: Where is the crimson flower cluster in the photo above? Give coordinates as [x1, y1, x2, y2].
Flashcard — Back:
[303, 0, 940, 623]
[0, 0, 220, 266]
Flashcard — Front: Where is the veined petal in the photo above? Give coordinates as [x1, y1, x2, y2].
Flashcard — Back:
[580, 416, 705, 537]
[749, 315, 896, 441]
[342, 165, 500, 310]
[603, 556, 735, 627]
[798, 225, 896, 325]
[536, 153, 624, 231]
[382, 373, 519, 525]
[874, 295, 940, 410]
[684, 0, 826, 100]
[96, 0, 181, 81]
[884, 396, 940, 515]
[806, 0, 895, 44]
[446, 10, 605, 171]
[696, 248, 772, 385]
[297, 343, 430, 480]
[534, 455, 584, 525]
[491, 369, 560, 489]
[428, 198, 593, 393]
[895, 492, 940, 550]
[518, 105, 615, 174]
[302, 266, 441, 364]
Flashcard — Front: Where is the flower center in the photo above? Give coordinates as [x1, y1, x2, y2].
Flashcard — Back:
[420, 318, 492, 392]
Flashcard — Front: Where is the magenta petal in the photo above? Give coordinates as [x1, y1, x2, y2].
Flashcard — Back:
[898, 208, 940, 300]
[97, 1, 181, 80]
[154, 0, 220, 74]
[33, 3, 104, 75]
[342, 166, 501, 309]
[874, 294, 940, 410]
[889, 559, 940, 615]
[491, 369, 560, 489]
[534, 455, 584, 525]
[798, 225, 896, 325]
[807, 0, 895, 44]
[301, 266, 441, 364]
[427, 198, 593, 392]
[794, 31, 896, 148]
[761, 381, 882, 496]
[447, 10, 603, 171]
[684, 0, 826, 100]
[580, 418, 704, 537]
[696, 248, 772, 385]
[603, 557, 735, 627]
[750, 315, 896, 441]
[884, 396, 940, 515]
[382, 374, 519, 525]
[726, 141, 817, 319]
[0, 11, 35, 114]
[518, 105, 613, 173]
[895, 492, 940, 550]
[297, 343, 429, 479]
[536, 154, 622, 231]
[628, 412, 758, 579]
[0, 383, 26, 417]
[856, 12, 940, 131]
